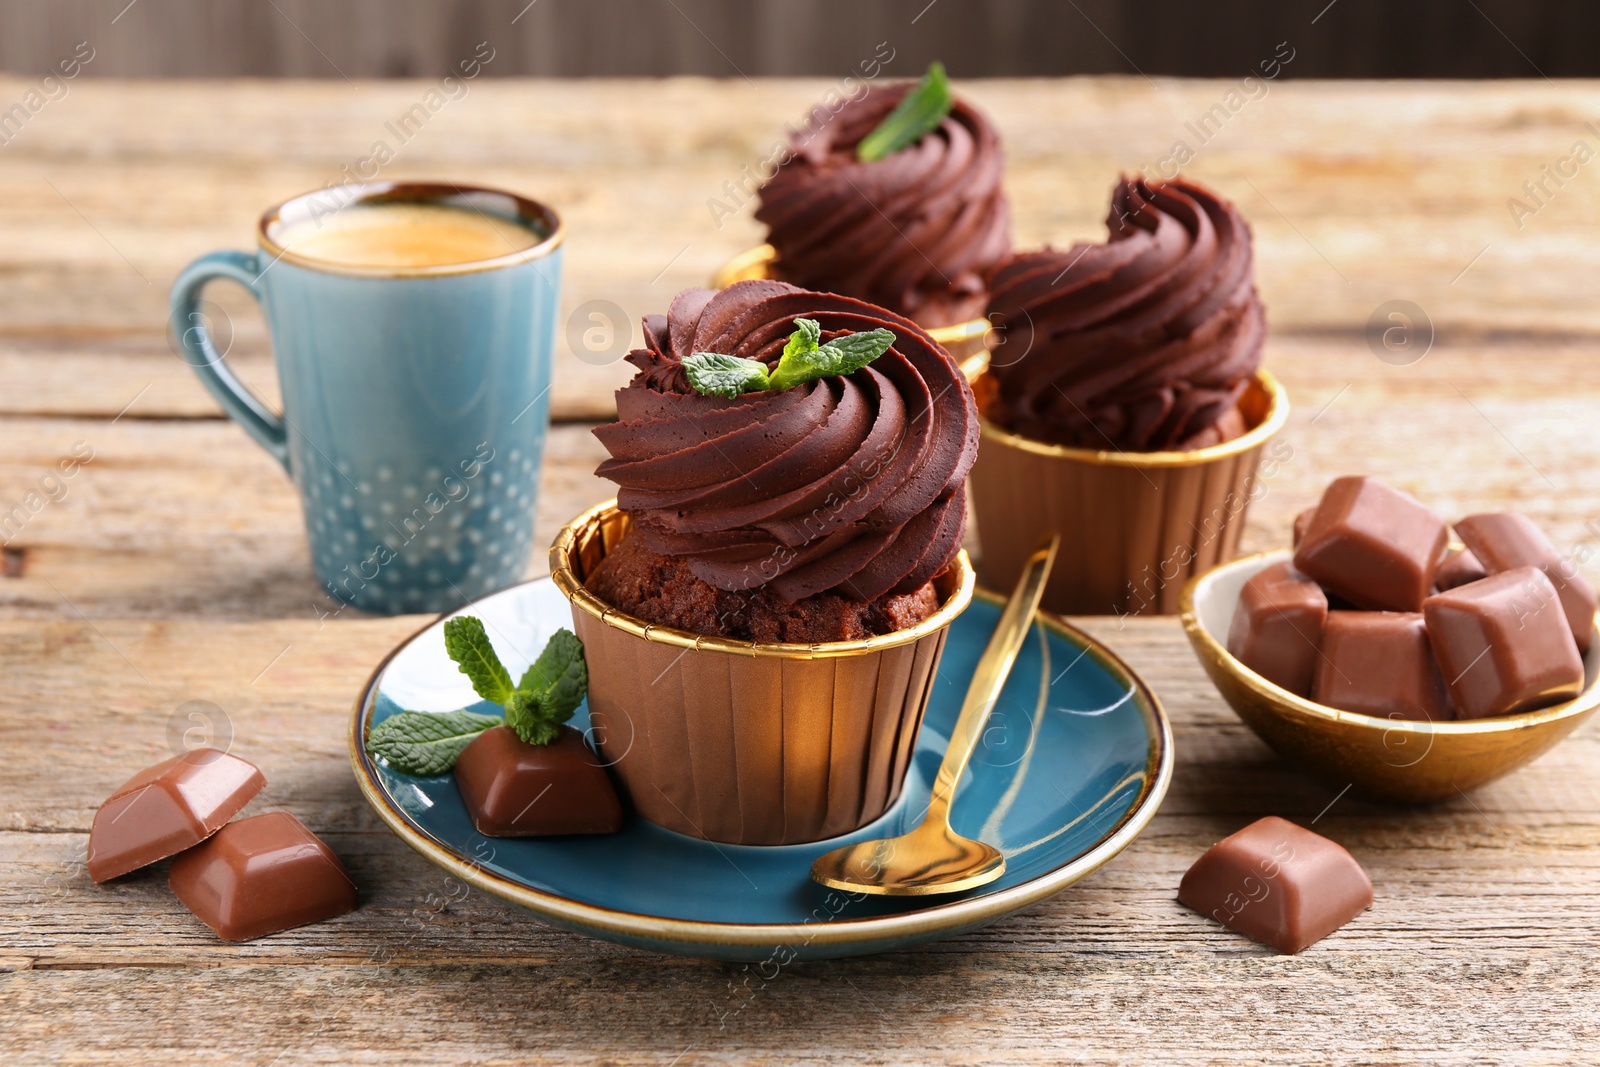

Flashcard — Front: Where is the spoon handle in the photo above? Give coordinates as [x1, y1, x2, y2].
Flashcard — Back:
[925, 534, 1060, 826]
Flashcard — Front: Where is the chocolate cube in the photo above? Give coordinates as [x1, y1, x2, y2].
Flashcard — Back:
[1434, 545, 1487, 591]
[1226, 561, 1329, 696]
[1178, 816, 1372, 954]
[454, 725, 625, 837]
[1312, 612, 1453, 722]
[88, 748, 265, 882]
[1455, 512, 1597, 653]
[168, 812, 358, 941]
[1293, 476, 1448, 612]
[1291, 506, 1316, 548]
[1424, 567, 1587, 719]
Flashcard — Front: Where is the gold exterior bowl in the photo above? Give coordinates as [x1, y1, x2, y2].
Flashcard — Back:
[710, 244, 992, 360]
[1180, 550, 1600, 804]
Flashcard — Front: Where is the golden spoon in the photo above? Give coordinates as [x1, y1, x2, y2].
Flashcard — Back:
[810, 534, 1060, 896]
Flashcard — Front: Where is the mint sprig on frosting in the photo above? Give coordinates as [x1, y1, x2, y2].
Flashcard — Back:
[682, 317, 895, 399]
[369, 618, 588, 774]
[856, 61, 953, 163]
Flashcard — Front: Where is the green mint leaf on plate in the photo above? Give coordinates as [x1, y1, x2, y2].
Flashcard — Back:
[683, 352, 771, 398]
[505, 688, 570, 747]
[769, 323, 897, 391]
[368, 709, 503, 776]
[518, 628, 588, 717]
[856, 61, 953, 163]
[443, 615, 514, 704]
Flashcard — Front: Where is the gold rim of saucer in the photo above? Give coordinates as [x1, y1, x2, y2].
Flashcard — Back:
[1180, 549, 1600, 737]
[710, 243, 992, 350]
[548, 499, 976, 660]
[962, 354, 1290, 469]
[258, 180, 565, 279]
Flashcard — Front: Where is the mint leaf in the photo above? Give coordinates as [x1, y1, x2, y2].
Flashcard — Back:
[443, 615, 513, 704]
[518, 628, 588, 716]
[506, 629, 587, 746]
[683, 352, 771, 398]
[767, 343, 831, 392]
[769, 325, 897, 391]
[816, 328, 895, 376]
[369, 709, 502, 776]
[783, 317, 821, 361]
[856, 62, 953, 163]
[505, 688, 570, 747]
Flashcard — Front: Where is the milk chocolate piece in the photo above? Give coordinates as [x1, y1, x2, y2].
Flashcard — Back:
[1455, 512, 1597, 653]
[1226, 561, 1328, 696]
[1294, 477, 1447, 612]
[453, 725, 625, 837]
[1312, 612, 1453, 722]
[1178, 816, 1372, 954]
[1434, 545, 1487, 591]
[1424, 567, 1587, 719]
[168, 811, 357, 941]
[1291, 507, 1316, 548]
[87, 748, 265, 882]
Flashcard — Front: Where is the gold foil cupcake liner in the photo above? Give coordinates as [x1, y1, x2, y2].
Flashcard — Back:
[549, 500, 975, 845]
[964, 357, 1289, 616]
[711, 244, 992, 360]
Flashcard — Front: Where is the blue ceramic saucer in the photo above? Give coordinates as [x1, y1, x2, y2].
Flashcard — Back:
[349, 577, 1173, 961]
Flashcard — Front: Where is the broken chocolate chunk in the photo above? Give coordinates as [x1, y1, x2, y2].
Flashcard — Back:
[1434, 544, 1488, 592]
[1455, 512, 1596, 653]
[1178, 815, 1372, 954]
[1293, 476, 1447, 612]
[1312, 611, 1453, 722]
[168, 811, 358, 941]
[1424, 567, 1586, 719]
[1226, 561, 1328, 696]
[88, 748, 265, 883]
[453, 725, 625, 837]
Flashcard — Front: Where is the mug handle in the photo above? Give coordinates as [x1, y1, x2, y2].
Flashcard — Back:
[170, 250, 291, 474]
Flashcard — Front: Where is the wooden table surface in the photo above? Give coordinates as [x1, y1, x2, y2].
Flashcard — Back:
[3, 75, 1599, 1065]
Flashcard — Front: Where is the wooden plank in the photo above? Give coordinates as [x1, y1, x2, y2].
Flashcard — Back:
[0, 335, 1593, 624]
[0, 420, 612, 619]
[4, 77, 1600, 1065]
[0, 612, 1596, 1063]
[6, 78, 1600, 419]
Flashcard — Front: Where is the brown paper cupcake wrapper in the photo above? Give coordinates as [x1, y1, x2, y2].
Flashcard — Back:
[966, 365, 1289, 617]
[550, 501, 974, 845]
[711, 244, 992, 361]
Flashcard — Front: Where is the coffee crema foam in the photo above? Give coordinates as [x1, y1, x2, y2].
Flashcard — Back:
[275, 202, 542, 268]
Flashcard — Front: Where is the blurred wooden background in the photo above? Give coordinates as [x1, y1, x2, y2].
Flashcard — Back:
[2, 0, 1599, 80]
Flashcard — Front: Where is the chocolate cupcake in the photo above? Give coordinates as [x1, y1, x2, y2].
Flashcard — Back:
[550, 280, 978, 845]
[750, 64, 1011, 331]
[967, 177, 1288, 615]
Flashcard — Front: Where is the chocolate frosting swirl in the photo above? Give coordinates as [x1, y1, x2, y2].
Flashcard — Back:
[983, 178, 1266, 451]
[755, 83, 1011, 328]
[593, 281, 979, 604]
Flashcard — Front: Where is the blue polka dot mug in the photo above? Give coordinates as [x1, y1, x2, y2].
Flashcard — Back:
[171, 182, 562, 615]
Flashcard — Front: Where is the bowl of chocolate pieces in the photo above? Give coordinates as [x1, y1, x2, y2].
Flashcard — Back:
[1181, 475, 1600, 803]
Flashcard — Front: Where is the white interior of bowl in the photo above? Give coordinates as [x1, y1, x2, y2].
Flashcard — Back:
[1191, 550, 1600, 694]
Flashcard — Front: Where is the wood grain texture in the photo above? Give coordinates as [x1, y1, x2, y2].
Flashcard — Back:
[1, 78, 1599, 1066]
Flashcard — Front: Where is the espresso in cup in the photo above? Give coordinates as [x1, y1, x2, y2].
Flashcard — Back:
[276, 202, 543, 269]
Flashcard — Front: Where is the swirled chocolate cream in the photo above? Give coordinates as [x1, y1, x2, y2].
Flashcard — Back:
[587, 280, 979, 643]
[755, 63, 1011, 329]
[983, 177, 1266, 451]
